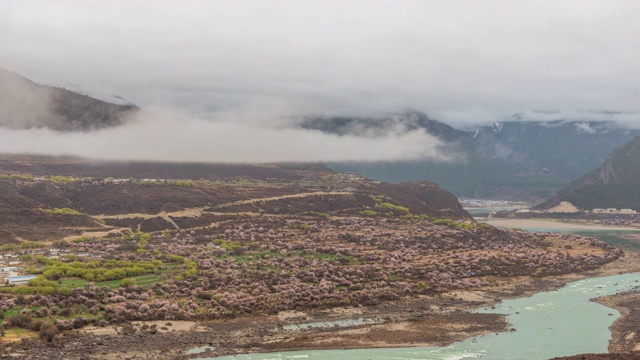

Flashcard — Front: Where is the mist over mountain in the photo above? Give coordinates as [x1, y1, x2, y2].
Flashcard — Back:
[0, 68, 138, 131]
[302, 113, 640, 199]
[2, 68, 639, 200]
[0, 70, 453, 163]
[537, 135, 640, 211]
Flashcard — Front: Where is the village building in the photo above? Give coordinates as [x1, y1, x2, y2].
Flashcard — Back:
[5, 275, 36, 286]
[592, 208, 638, 214]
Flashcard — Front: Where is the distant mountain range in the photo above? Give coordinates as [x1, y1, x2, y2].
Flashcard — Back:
[0, 68, 138, 131]
[3, 69, 638, 201]
[536, 134, 640, 211]
[302, 112, 640, 200]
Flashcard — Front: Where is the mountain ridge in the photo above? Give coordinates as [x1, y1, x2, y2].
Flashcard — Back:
[302, 113, 640, 199]
[536, 135, 640, 211]
[0, 68, 138, 131]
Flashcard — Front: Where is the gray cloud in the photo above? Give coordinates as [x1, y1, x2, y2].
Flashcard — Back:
[1, 0, 640, 128]
[510, 110, 640, 130]
[0, 107, 455, 163]
[573, 122, 597, 134]
[446, 109, 640, 130]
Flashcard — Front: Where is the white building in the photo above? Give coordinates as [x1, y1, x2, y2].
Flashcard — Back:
[5, 275, 36, 286]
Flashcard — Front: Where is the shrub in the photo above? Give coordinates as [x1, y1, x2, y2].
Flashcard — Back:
[119, 278, 137, 288]
[48, 175, 74, 184]
[26, 320, 43, 332]
[378, 202, 410, 216]
[174, 180, 197, 187]
[39, 208, 82, 215]
[0, 243, 17, 251]
[6, 174, 34, 181]
[39, 322, 60, 342]
[359, 210, 378, 217]
[6, 314, 32, 328]
[71, 318, 86, 329]
[434, 219, 457, 228]
[52, 240, 69, 248]
[57, 287, 72, 296]
[20, 241, 46, 249]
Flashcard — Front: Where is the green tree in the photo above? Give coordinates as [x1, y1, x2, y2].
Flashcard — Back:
[119, 278, 136, 288]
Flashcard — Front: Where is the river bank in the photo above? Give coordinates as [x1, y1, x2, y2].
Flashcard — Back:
[593, 289, 640, 353]
[194, 248, 640, 358]
[234, 250, 640, 358]
[2, 249, 639, 359]
[1, 218, 638, 359]
[482, 218, 640, 232]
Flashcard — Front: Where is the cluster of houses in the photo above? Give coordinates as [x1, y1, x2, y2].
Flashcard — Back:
[0, 252, 25, 286]
[515, 204, 639, 215]
[591, 208, 638, 215]
[2, 174, 200, 187]
[0, 247, 96, 287]
[0, 264, 33, 286]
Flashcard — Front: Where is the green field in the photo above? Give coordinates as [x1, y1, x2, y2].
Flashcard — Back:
[60, 273, 167, 290]
[0, 306, 42, 324]
[1, 327, 37, 341]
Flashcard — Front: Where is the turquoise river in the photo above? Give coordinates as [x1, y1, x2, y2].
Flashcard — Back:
[200, 227, 640, 360]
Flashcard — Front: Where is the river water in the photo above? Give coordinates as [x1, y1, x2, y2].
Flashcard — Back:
[202, 272, 640, 360]
[200, 227, 640, 360]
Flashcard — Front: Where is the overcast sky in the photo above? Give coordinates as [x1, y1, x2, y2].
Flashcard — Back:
[2, 0, 640, 126]
[1, 1, 640, 163]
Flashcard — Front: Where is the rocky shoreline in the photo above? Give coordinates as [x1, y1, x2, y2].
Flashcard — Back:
[593, 289, 640, 353]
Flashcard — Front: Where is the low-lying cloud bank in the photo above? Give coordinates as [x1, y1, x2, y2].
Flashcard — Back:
[512, 110, 640, 127]
[0, 108, 455, 163]
[435, 109, 640, 129]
